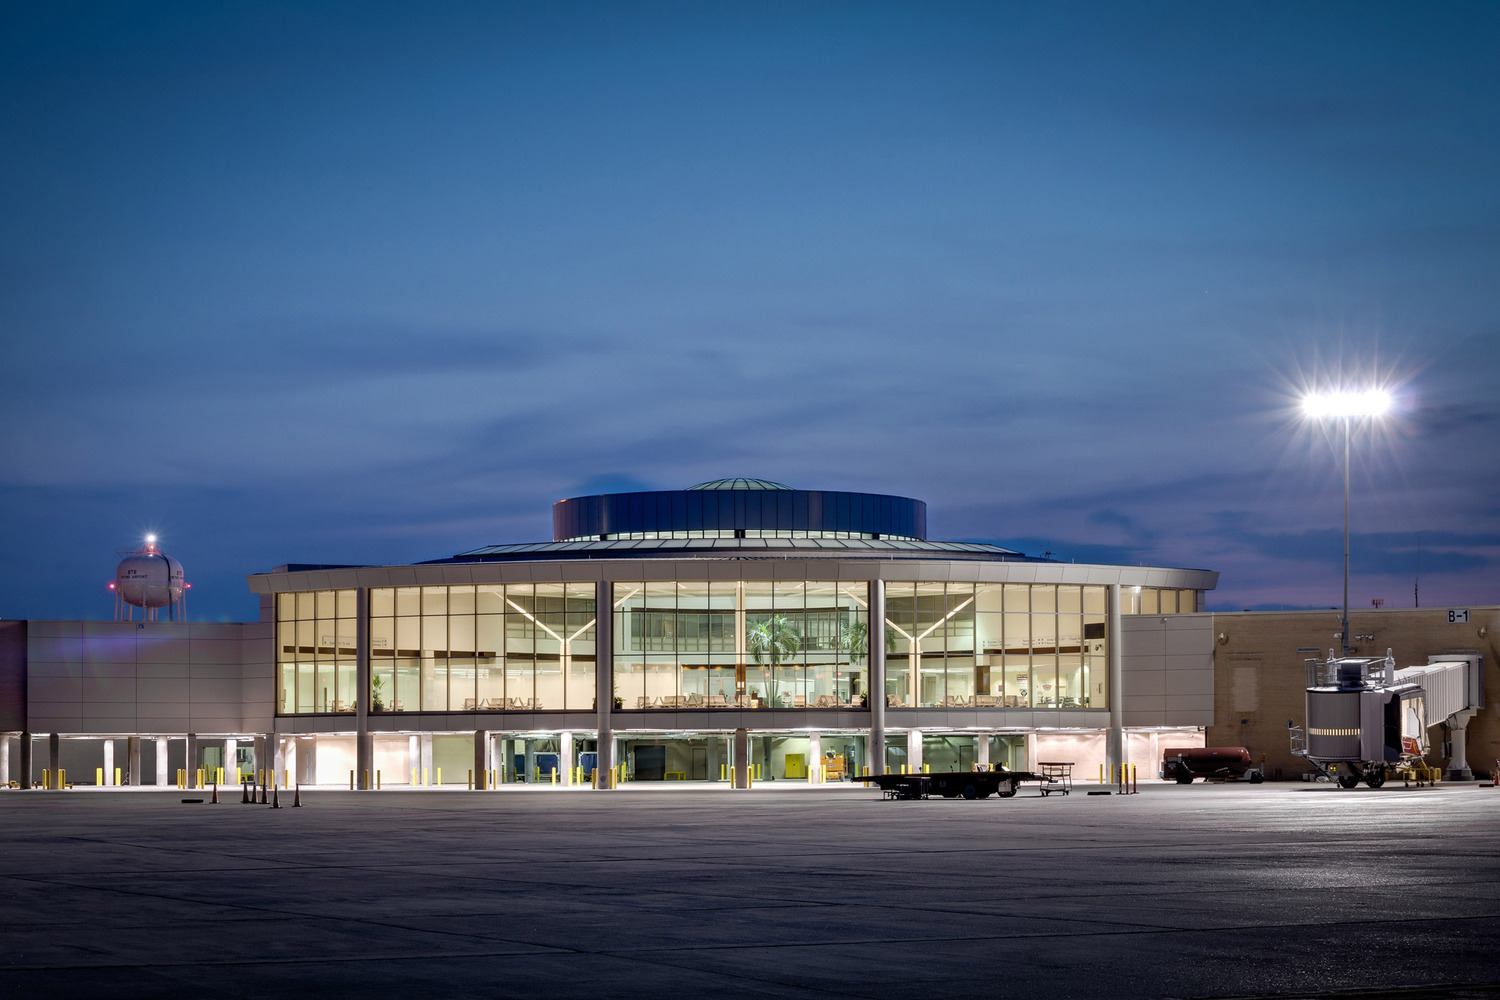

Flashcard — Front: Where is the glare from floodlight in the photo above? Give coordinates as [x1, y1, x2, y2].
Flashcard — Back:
[1301, 389, 1392, 420]
[145, 533, 157, 544]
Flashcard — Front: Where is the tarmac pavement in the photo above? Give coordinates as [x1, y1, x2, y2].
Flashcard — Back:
[1, 779, 1496, 999]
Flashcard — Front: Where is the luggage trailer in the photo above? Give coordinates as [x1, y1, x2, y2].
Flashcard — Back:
[861, 766, 1059, 800]
[1291, 650, 1484, 788]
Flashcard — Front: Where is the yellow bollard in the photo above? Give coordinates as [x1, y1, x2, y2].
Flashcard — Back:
[42, 768, 50, 790]
[551, 769, 557, 786]
[468, 769, 474, 790]
[922, 763, 930, 774]
[349, 770, 355, 790]
[97, 767, 103, 786]
[423, 767, 429, 787]
[377, 769, 382, 790]
[364, 768, 370, 790]
[115, 767, 122, 786]
[411, 768, 417, 786]
[282, 769, 288, 789]
[862, 765, 870, 776]
[59, 768, 67, 788]
[436, 767, 441, 786]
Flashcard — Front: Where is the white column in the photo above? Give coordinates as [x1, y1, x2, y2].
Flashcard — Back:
[808, 732, 822, 783]
[0, 735, 9, 785]
[102, 739, 115, 786]
[976, 733, 990, 767]
[1024, 732, 1038, 771]
[282, 738, 296, 787]
[594, 579, 614, 789]
[869, 578, 886, 776]
[420, 734, 434, 785]
[224, 739, 236, 784]
[1106, 584, 1125, 771]
[302, 738, 316, 786]
[906, 729, 922, 773]
[156, 737, 168, 785]
[409, 735, 419, 783]
[1447, 709, 1476, 780]
[561, 731, 574, 786]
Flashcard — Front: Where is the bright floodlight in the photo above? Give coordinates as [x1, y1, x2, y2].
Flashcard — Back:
[1301, 389, 1392, 420]
[145, 534, 157, 544]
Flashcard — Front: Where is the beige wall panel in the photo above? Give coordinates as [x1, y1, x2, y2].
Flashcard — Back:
[27, 636, 85, 665]
[28, 676, 82, 702]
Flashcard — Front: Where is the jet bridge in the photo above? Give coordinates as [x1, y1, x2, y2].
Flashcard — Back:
[1291, 650, 1485, 787]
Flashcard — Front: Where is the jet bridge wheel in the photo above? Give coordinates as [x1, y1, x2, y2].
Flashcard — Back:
[961, 784, 979, 800]
[1174, 769, 1194, 784]
[1337, 772, 1360, 789]
[997, 781, 1018, 798]
[1364, 770, 1386, 789]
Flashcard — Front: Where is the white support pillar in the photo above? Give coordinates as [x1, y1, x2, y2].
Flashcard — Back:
[976, 733, 990, 767]
[594, 579, 614, 789]
[156, 737, 168, 785]
[869, 578, 886, 776]
[409, 735, 419, 784]
[102, 739, 115, 786]
[1106, 583, 1125, 772]
[281, 737, 296, 788]
[808, 732, 822, 783]
[561, 731, 574, 786]
[1447, 709, 1476, 780]
[420, 734, 434, 785]
[0, 735, 9, 785]
[1024, 732, 1037, 771]
[906, 729, 923, 773]
[224, 739, 236, 784]
[185, 733, 197, 789]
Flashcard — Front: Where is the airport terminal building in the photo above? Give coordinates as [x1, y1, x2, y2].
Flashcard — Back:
[0, 480, 1221, 788]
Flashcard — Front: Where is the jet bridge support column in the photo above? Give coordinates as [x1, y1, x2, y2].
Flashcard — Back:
[1445, 709, 1476, 781]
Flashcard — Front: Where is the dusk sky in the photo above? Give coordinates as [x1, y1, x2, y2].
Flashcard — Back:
[3, 2, 1497, 622]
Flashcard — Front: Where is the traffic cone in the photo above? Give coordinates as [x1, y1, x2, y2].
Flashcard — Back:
[210, 782, 219, 804]
[259, 782, 267, 804]
[271, 785, 281, 809]
[241, 781, 251, 804]
[293, 785, 302, 807]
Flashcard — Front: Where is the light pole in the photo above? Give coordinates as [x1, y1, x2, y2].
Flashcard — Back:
[1301, 388, 1391, 655]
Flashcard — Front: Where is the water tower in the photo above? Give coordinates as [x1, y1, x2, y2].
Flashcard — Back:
[111, 535, 188, 622]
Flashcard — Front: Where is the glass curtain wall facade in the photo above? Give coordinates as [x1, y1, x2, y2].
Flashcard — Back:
[276, 590, 357, 714]
[365, 584, 596, 714]
[882, 584, 1197, 710]
[613, 581, 870, 709]
[274, 583, 1198, 717]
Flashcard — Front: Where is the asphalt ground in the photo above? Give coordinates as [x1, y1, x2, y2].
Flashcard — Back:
[1, 779, 1497, 999]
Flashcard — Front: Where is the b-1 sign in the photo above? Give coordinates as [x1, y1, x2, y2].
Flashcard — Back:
[1448, 609, 1469, 624]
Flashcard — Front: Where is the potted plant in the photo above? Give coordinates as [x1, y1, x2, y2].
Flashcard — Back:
[370, 674, 387, 712]
[747, 614, 801, 707]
